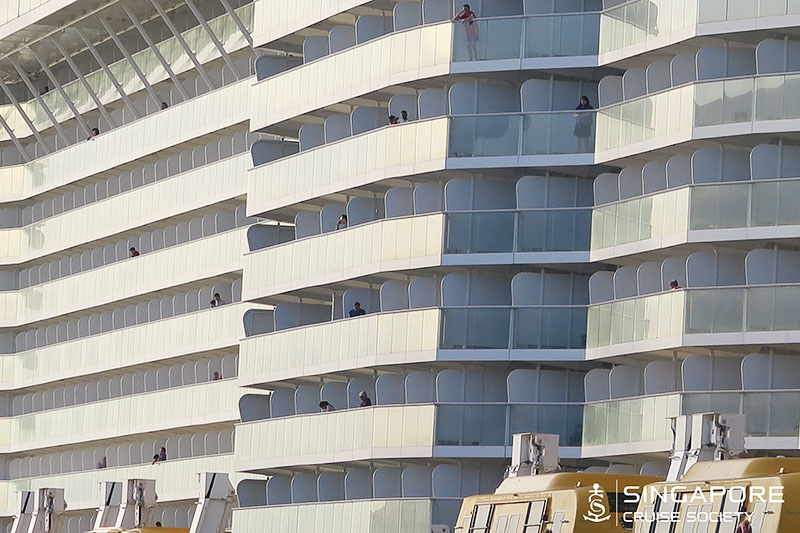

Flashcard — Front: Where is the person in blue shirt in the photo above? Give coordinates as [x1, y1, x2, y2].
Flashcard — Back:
[348, 301, 366, 317]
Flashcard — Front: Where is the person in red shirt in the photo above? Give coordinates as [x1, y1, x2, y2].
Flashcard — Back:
[454, 4, 479, 61]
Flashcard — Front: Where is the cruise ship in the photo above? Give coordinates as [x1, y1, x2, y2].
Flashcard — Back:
[1, 0, 800, 532]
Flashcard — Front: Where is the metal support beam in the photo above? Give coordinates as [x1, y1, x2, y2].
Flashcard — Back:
[0, 113, 31, 163]
[50, 36, 117, 129]
[7, 57, 69, 146]
[96, 15, 161, 110]
[149, 0, 215, 92]
[120, 3, 189, 102]
[0, 82, 49, 156]
[218, 0, 253, 48]
[28, 46, 92, 138]
[184, 0, 241, 79]
[73, 25, 140, 120]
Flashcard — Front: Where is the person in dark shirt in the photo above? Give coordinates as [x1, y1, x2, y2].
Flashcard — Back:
[87, 127, 100, 141]
[129, 247, 140, 257]
[213, 292, 224, 306]
[348, 301, 366, 317]
[358, 391, 372, 407]
[573, 96, 594, 153]
[161, 102, 169, 110]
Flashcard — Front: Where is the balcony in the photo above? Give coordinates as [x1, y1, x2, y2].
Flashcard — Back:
[599, 0, 800, 61]
[596, 72, 800, 161]
[0, 302, 260, 390]
[233, 499, 444, 533]
[247, 113, 594, 217]
[583, 390, 800, 456]
[0, 454, 266, 515]
[235, 403, 582, 471]
[0, 227, 246, 327]
[233, 499, 433, 533]
[0, 153, 249, 264]
[2, 379, 242, 453]
[444, 208, 591, 262]
[591, 177, 800, 259]
[0, 4, 253, 148]
[239, 305, 586, 386]
[0, 77, 250, 204]
[586, 284, 800, 357]
[251, 13, 599, 131]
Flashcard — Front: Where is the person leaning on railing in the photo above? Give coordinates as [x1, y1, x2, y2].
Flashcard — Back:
[454, 4, 479, 61]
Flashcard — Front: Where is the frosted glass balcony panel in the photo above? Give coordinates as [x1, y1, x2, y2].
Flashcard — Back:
[591, 188, 690, 251]
[0, 228, 246, 327]
[599, 0, 698, 55]
[0, 153, 248, 264]
[0, 79, 250, 204]
[586, 291, 685, 349]
[238, 309, 440, 385]
[242, 214, 444, 300]
[233, 499, 433, 533]
[6, 379, 241, 452]
[236, 403, 582, 470]
[247, 118, 449, 216]
[4, 303, 258, 389]
[588, 285, 800, 352]
[584, 391, 800, 449]
[1, 455, 250, 515]
[235, 405, 436, 469]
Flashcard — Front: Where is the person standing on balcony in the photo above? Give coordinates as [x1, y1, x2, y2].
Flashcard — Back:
[336, 214, 348, 229]
[454, 4, 479, 61]
[348, 301, 366, 317]
[573, 96, 594, 153]
[358, 391, 372, 407]
[129, 247, 140, 257]
[319, 401, 336, 412]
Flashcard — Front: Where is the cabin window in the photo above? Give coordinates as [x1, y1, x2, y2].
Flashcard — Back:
[749, 500, 766, 533]
[470, 504, 492, 532]
[550, 510, 565, 533]
[717, 487, 746, 533]
[522, 500, 547, 532]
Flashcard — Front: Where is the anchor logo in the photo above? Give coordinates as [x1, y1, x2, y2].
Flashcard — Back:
[583, 483, 611, 523]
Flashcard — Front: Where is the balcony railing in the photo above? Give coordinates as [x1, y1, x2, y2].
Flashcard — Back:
[235, 402, 583, 469]
[597, 72, 800, 154]
[0, 227, 246, 327]
[233, 498, 434, 533]
[587, 284, 800, 350]
[3, 302, 258, 390]
[2, 454, 239, 514]
[599, 0, 800, 56]
[0, 152, 249, 264]
[448, 111, 596, 159]
[591, 177, 800, 253]
[5, 379, 240, 452]
[450, 13, 599, 62]
[238, 307, 587, 386]
[445, 208, 591, 254]
[583, 390, 800, 449]
[440, 306, 587, 351]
